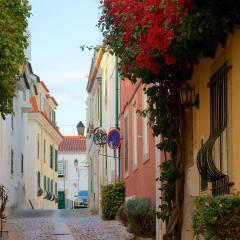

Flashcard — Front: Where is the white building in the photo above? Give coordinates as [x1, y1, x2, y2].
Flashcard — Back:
[0, 62, 38, 212]
[58, 135, 87, 209]
[0, 62, 63, 213]
[86, 47, 120, 213]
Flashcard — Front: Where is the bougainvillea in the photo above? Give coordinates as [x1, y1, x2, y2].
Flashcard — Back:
[98, 0, 240, 239]
[99, 0, 192, 75]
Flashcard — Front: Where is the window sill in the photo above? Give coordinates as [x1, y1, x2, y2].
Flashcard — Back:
[133, 165, 138, 172]
[143, 153, 150, 163]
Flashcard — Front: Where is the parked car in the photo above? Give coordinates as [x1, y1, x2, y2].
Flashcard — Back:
[74, 190, 88, 208]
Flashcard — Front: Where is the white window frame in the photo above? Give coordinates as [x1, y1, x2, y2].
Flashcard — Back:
[133, 99, 138, 170]
[124, 112, 129, 177]
[142, 92, 149, 162]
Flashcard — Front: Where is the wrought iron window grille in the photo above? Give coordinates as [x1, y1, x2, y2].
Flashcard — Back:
[197, 62, 232, 196]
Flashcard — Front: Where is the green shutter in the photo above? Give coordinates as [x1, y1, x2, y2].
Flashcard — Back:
[55, 150, 58, 172]
[50, 145, 53, 168]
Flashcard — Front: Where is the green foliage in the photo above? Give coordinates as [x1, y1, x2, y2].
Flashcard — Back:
[156, 160, 180, 222]
[101, 181, 125, 220]
[115, 203, 128, 226]
[0, 0, 31, 118]
[122, 198, 156, 238]
[192, 195, 240, 240]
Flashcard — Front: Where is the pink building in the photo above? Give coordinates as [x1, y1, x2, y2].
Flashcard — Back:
[120, 79, 156, 206]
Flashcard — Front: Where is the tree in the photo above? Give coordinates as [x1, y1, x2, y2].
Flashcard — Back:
[0, 0, 31, 118]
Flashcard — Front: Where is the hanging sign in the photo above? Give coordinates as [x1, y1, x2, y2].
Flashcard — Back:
[107, 128, 121, 150]
[93, 127, 107, 146]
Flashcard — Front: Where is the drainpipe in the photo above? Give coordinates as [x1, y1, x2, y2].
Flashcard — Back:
[97, 77, 102, 127]
[115, 56, 121, 179]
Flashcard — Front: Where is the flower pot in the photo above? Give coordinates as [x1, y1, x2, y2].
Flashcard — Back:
[37, 187, 43, 197]
[47, 192, 52, 200]
[50, 194, 55, 201]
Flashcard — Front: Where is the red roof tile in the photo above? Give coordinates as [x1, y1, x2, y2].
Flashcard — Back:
[40, 81, 49, 92]
[59, 136, 86, 153]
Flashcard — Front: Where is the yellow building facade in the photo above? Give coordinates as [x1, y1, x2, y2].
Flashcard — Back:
[181, 28, 240, 238]
[27, 81, 63, 209]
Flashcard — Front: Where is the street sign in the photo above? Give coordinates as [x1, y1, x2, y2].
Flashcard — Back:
[93, 127, 107, 146]
[107, 128, 121, 150]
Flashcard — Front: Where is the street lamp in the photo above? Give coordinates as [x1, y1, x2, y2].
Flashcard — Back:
[74, 159, 79, 196]
[76, 121, 85, 136]
[179, 84, 200, 109]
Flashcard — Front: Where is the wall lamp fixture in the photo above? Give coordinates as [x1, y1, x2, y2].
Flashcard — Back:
[179, 84, 199, 109]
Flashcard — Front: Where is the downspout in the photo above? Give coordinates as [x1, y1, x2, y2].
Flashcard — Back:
[115, 56, 121, 179]
[97, 77, 102, 127]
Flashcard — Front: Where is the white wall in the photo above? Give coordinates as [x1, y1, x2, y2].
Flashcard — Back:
[86, 52, 120, 213]
[58, 152, 87, 208]
[0, 90, 29, 213]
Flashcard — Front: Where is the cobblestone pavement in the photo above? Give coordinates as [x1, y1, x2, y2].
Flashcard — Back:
[2, 209, 133, 240]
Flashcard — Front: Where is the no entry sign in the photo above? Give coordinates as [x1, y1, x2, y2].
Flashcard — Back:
[107, 128, 121, 150]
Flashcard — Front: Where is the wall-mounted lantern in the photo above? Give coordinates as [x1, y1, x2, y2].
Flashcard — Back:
[76, 121, 85, 136]
[179, 84, 199, 109]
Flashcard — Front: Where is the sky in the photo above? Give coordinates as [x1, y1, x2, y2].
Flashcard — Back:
[28, 0, 100, 135]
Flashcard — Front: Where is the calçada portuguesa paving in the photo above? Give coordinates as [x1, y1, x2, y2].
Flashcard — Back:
[2, 209, 133, 240]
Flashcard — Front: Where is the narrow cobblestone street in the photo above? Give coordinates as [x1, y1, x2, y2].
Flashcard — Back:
[2, 209, 133, 240]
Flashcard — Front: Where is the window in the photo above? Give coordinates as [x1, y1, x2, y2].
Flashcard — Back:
[39, 93, 42, 110]
[11, 113, 14, 130]
[55, 149, 58, 172]
[21, 154, 24, 174]
[37, 133, 40, 159]
[133, 100, 138, 169]
[10, 149, 14, 174]
[97, 88, 100, 120]
[50, 144, 54, 168]
[43, 139, 46, 163]
[47, 178, 50, 192]
[23, 91, 27, 101]
[143, 92, 149, 160]
[49, 106, 51, 120]
[58, 161, 64, 177]
[52, 110, 56, 123]
[104, 68, 108, 104]
[42, 98, 45, 112]
[51, 179, 53, 193]
[55, 182, 57, 194]
[197, 62, 229, 196]
[44, 176, 46, 190]
[124, 115, 129, 174]
[37, 171, 41, 188]
[200, 139, 208, 192]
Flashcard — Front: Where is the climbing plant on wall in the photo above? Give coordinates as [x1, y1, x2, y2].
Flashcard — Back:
[98, 0, 240, 239]
[0, 0, 31, 118]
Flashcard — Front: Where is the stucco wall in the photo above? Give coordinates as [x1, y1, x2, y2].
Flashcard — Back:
[120, 79, 156, 206]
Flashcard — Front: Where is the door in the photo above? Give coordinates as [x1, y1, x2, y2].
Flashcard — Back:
[58, 191, 65, 209]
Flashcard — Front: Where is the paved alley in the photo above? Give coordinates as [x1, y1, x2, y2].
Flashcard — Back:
[2, 209, 133, 240]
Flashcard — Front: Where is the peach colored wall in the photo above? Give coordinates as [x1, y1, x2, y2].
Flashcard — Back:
[120, 78, 156, 206]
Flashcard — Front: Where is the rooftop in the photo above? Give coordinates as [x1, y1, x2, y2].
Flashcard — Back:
[59, 136, 86, 153]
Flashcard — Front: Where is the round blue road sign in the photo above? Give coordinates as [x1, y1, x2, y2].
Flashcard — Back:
[107, 129, 121, 150]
